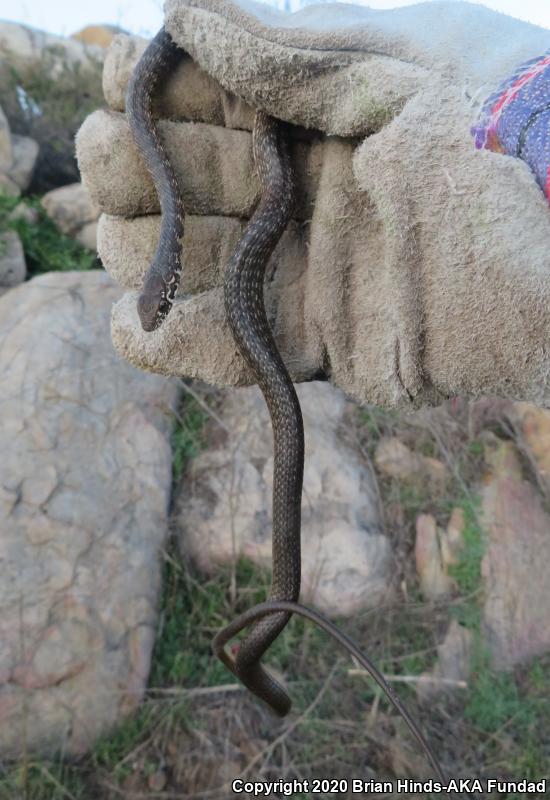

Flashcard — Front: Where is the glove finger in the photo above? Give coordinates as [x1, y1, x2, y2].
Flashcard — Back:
[111, 288, 246, 386]
[103, 33, 255, 131]
[108, 206, 320, 386]
[98, 213, 245, 292]
[111, 278, 320, 387]
[76, 109, 320, 219]
[98, 213, 307, 297]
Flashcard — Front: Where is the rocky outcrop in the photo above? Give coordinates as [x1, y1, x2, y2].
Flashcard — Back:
[175, 382, 393, 616]
[0, 270, 179, 758]
[0, 21, 104, 73]
[0, 102, 38, 193]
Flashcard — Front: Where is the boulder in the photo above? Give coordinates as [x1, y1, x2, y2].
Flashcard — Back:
[508, 402, 550, 492]
[7, 134, 39, 191]
[76, 220, 98, 251]
[0, 173, 20, 197]
[481, 436, 550, 669]
[41, 182, 100, 238]
[374, 437, 448, 492]
[0, 270, 179, 758]
[0, 230, 26, 287]
[0, 103, 12, 171]
[416, 620, 473, 703]
[415, 514, 455, 600]
[175, 382, 392, 616]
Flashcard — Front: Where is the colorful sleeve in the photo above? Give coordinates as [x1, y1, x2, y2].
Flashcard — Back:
[471, 52, 550, 201]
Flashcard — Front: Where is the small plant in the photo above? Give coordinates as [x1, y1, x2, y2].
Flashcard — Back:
[0, 760, 86, 800]
[171, 394, 210, 484]
[465, 645, 526, 732]
[92, 706, 157, 777]
[0, 193, 97, 275]
[357, 405, 399, 443]
[149, 549, 230, 688]
[448, 494, 484, 596]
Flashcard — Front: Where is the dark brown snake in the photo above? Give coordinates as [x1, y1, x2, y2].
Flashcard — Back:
[126, 27, 444, 781]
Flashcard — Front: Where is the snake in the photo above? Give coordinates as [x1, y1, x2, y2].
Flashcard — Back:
[126, 26, 444, 780]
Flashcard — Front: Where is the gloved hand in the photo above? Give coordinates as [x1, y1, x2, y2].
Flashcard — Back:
[76, 0, 550, 408]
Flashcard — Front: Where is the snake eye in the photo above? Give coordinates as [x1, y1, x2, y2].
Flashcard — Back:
[158, 298, 171, 316]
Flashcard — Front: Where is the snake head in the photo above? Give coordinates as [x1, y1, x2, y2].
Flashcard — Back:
[137, 273, 172, 332]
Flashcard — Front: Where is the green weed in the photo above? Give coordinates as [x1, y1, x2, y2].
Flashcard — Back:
[171, 395, 209, 485]
[397, 483, 430, 518]
[0, 760, 86, 800]
[93, 706, 155, 776]
[150, 550, 229, 688]
[448, 495, 484, 596]
[466, 653, 528, 733]
[357, 405, 399, 442]
[0, 193, 97, 275]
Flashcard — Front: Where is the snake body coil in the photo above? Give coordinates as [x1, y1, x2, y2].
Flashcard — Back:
[126, 27, 444, 780]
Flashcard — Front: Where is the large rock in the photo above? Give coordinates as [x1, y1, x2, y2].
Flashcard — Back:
[0, 103, 12, 171]
[417, 620, 473, 703]
[415, 508, 464, 601]
[0, 102, 38, 191]
[175, 383, 392, 616]
[481, 436, 550, 669]
[0, 173, 20, 197]
[76, 221, 99, 251]
[0, 270, 179, 758]
[374, 437, 448, 492]
[0, 230, 26, 287]
[7, 134, 39, 191]
[41, 182, 100, 247]
[509, 402, 550, 492]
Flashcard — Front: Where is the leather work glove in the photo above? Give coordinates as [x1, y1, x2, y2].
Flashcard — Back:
[76, 0, 550, 409]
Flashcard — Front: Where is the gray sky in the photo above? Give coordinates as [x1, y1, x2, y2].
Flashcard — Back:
[0, 0, 549, 37]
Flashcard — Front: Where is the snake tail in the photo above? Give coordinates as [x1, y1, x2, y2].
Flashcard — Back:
[223, 112, 303, 717]
[126, 27, 186, 332]
[213, 601, 446, 782]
